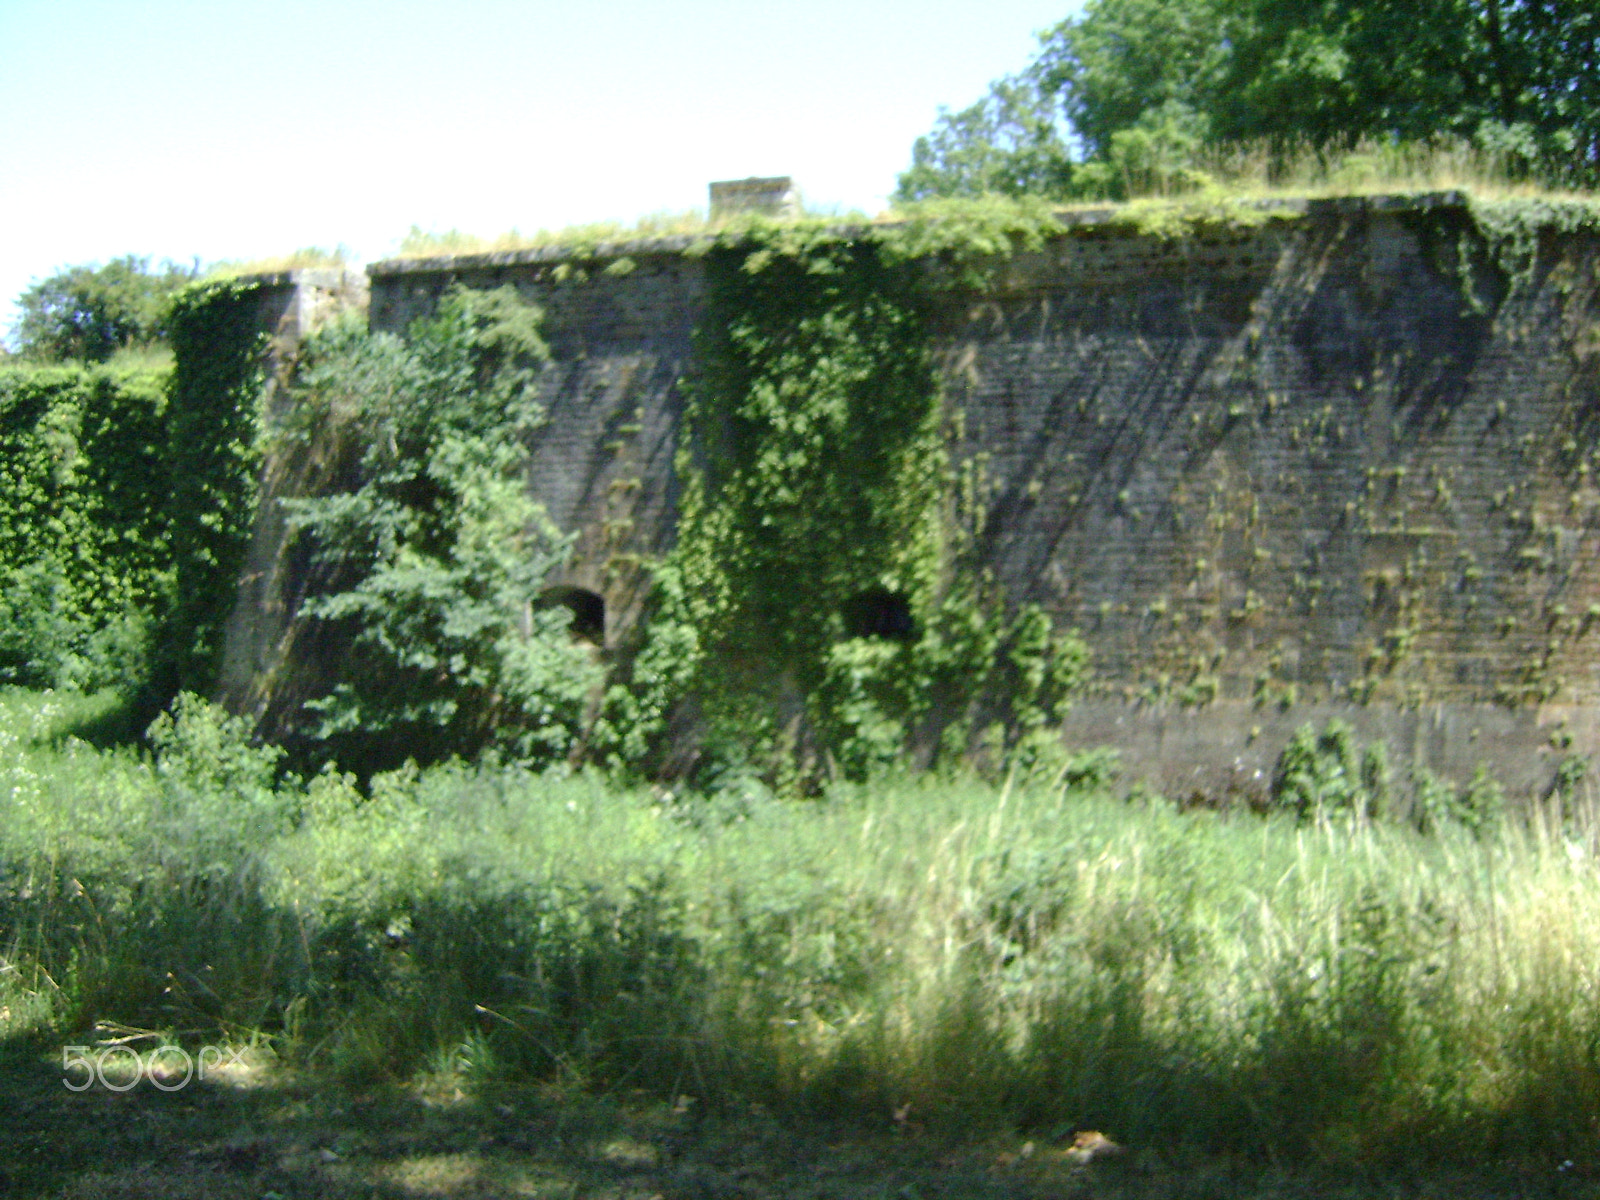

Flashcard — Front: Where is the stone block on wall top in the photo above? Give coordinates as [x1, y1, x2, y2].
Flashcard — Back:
[709, 176, 802, 219]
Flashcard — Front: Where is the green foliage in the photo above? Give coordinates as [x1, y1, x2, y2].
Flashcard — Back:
[147, 690, 285, 802]
[596, 225, 1089, 784]
[1414, 764, 1505, 835]
[284, 287, 602, 774]
[896, 73, 1076, 203]
[154, 277, 273, 703]
[876, 194, 1069, 273]
[1466, 194, 1600, 281]
[1038, 0, 1228, 163]
[9, 255, 194, 362]
[1274, 721, 1510, 835]
[678, 239, 943, 678]
[1272, 719, 1390, 820]
[8, 688, 1600, 1166]
[395, 211, 716, 260]
[900, 0, 1599, 202]
[145, 692, 299, 876]
[0, 363, 170, 690]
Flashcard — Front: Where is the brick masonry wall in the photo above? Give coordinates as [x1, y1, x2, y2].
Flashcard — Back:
[369, 247, 702, 637]
[945, 204, 1600, 712]
[229, 201, 1600, 794]
[932, 199, 1600, 795]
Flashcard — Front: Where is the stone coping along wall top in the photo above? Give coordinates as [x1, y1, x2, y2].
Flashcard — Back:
[365, 190, 1476, 279]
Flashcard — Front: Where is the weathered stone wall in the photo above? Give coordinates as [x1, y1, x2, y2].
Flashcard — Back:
[948, 199, 1600, 707]
[214, 269, 369, 717]
[224, 199, 1600, 794]
[932, 197, 1598, 794]
[369, 243, 702, 636]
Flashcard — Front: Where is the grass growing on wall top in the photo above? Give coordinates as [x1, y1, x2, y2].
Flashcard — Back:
[8, 685, 1600, 1170]
[205, 246, 352, 278]
[393, 211, 735, 260]
[387, 139, 1597, 269]
[1139, 136, 1600, 204]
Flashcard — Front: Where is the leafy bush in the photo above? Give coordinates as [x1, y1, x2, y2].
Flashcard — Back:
[1271, 719, 1389, 820]
[1414, 764, 1504, 836]
[284, 287, 602, 773]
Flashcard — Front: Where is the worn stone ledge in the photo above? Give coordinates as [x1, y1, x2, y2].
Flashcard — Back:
[365, 191, 1474, 278]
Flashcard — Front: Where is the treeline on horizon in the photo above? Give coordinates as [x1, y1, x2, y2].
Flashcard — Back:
[896, 0, 1598, 201]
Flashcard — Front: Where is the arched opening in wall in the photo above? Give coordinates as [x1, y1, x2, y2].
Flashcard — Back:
[842, 588, 916, 642]
[538, 586, 606, 645]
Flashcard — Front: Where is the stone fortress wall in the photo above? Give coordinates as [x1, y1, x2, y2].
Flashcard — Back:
[226, 193, 1600, 798]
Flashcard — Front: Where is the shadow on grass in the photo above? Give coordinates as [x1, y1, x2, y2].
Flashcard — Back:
[0, 1027, 1056, 1200]
[3, 1027, 1595, 1200]
[7, 863, 1600, 1198]
[36, 688, 148, 751]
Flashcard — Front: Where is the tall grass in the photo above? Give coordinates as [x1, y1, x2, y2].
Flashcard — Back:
[391, 213, 719, 260]
[385, 141, 1597, 271]
[1179, 136, 1594, 203]
[207, 246, 352, 277]
[4, 687, 1600, 1167]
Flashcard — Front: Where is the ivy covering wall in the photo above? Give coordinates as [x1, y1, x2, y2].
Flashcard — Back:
[594, 213, 1091, 786]
[0, 363, 171, 689]
[0, 277, 274, 710]
[153, 278, 271, 703]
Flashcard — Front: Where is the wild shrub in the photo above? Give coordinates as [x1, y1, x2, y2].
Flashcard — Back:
[1413, 764, 1505, 835]
[283, 287, 603, 774]
[1270, 719, 1390, 820]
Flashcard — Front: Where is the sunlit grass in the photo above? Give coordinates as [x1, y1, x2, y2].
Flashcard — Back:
[390, 212, 721, 260]
[383, 139, 1597, 266]
[1179, 136, 1595, 204]
[6, 687, 1600, 1167]
[207, 245, 353, 278]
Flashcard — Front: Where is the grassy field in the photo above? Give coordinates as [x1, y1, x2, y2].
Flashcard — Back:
[4, 687, 1600, 1197]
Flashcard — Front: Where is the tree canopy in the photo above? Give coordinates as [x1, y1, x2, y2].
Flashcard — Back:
[897, 0, 1599, 203]
[9, 256, 196, 362]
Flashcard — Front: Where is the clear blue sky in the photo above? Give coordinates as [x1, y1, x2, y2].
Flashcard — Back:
[0, 0, 1081, 336]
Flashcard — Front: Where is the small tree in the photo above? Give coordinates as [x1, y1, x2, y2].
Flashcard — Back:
[10, 256, 194, 362]
[285, 286, 603, 774]
[895, 73, 1076, 202]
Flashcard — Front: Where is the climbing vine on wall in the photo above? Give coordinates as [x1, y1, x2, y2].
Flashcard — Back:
[153, 278, 272, 704]
[595, 208, 1090, 785]
[0, 363, 170, 689]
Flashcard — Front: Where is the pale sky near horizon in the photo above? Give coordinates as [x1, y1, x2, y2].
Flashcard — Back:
[0, 0, 1082, 339]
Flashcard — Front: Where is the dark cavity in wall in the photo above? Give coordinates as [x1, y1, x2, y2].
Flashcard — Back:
[539, 586, 606, 645]
[843, 588, 916, 641]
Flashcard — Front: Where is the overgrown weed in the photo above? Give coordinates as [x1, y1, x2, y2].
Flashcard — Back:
[1179, 136, 1596, 204]
[7, 687, 1600, 1169]
[382, 139, 1596, 269]
[207, 246, 352, 277]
